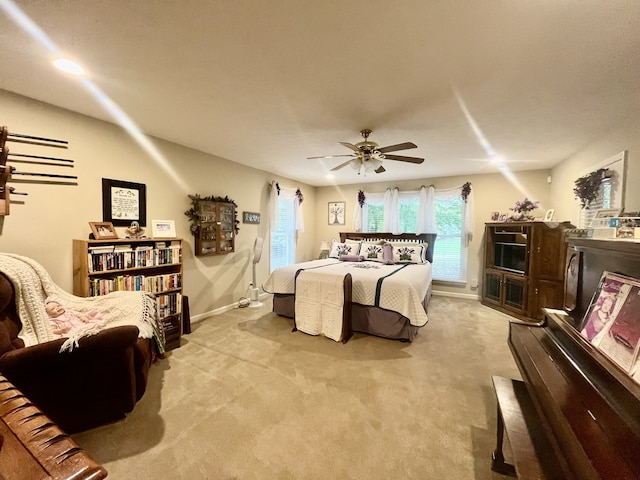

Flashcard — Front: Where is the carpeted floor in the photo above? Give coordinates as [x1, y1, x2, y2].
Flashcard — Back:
[72, 295, 520, 480]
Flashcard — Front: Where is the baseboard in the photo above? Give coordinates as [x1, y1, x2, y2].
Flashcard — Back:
[191, 293, 271, 324]
[431, 289, 481, 301]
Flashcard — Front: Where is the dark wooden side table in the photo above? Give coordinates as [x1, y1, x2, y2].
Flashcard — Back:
[0, 375, 107, 480]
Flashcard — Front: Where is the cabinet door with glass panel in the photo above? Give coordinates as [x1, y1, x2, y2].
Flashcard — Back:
[483, 267, 528, 315]
[195, 201, 235, 256]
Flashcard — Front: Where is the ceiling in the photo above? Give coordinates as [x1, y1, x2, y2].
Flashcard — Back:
[1, 1, 639, 187]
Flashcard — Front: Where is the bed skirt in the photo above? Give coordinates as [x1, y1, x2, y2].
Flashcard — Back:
[272, 284, 431, 342]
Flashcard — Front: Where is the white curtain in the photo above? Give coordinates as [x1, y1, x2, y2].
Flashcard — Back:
[269, 181, 279, 231]
[416, 185, 437, 234]
[464, 189, 475, 240]
[353, 198, 362, 231]
[383, 187, 400, 234]
[434, 185, 475, 244]
[269, 183, 304, 232]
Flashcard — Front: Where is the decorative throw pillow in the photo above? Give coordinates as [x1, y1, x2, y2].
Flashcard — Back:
[344, 239, 362, 255]
[382, 243, 395, 265]
[360, 242, 385, 262]
[392, 243, 427, 264]
[389, 242, 428, 263]
[329, 240, 354, 259]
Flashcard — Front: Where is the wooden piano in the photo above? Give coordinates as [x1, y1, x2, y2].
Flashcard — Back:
[492, 238, 640, 479]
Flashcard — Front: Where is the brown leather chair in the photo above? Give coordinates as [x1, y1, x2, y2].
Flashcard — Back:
[0, 272, 156, 433]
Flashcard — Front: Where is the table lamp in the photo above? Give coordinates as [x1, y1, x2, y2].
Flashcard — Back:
[319, 240, 330, 259]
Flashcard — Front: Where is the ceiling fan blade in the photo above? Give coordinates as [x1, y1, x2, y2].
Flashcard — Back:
[382, 154, 424, 164]
[330, 159, 357, 171]
[307, 154, 356, 160]
[377, 142, 417, 154]
[374, 166, 386, 174]
[338, 142, 361, 153]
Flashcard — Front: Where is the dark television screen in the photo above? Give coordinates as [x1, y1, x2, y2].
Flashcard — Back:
[494, 242, 526, 273]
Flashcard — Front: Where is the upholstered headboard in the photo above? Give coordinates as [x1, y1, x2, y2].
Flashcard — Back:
[339, 232, 437, 264]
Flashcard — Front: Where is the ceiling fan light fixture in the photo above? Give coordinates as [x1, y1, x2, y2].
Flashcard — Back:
[364, 157, 382, 172]
[350, 159, 361, 171]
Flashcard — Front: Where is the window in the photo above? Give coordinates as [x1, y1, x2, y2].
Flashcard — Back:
[362, 189, 467, 282]
[431, 192, 465, 282]
[270, 197, 295, 272]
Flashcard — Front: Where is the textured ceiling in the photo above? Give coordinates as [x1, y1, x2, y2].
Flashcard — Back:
[1, 1, 639, 186]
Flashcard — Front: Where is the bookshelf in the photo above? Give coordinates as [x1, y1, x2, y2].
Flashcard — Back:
[73, 238, 183, 350]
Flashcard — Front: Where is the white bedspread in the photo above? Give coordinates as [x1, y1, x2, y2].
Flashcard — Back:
[263, 259, 431, 327]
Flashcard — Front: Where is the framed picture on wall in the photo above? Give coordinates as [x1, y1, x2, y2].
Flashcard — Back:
[328, 202, 345, 225]
[102, 178, 147, 227]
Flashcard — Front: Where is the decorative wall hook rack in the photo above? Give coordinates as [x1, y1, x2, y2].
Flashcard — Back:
[0, 125, 75, 216]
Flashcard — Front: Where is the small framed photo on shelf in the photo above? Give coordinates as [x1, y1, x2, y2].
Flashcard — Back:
[544, 209, 555, 221]
[491, 211, 500, 221]
[151, 219, 176, 238]
[89, 221, 118, 240]
[328, 201, 345, 225]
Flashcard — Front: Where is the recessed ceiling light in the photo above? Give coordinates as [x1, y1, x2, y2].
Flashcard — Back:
[53, 58, 85, 75]
[326, 173, 335, 179]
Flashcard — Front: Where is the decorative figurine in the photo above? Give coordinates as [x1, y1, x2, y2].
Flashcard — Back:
[125, 221, 145, 238]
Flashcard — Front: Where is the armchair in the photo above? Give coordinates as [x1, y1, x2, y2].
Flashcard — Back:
[0, 255, 162, 433]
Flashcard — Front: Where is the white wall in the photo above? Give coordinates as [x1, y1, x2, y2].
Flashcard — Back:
[551, 118, 640, 224]
[0, 90, 316, 318]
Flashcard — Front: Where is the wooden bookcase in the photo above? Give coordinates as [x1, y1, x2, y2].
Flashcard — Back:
[72, 238, 183, 350]
[194, 200, 236, 256]
[481, 221, 573, 321]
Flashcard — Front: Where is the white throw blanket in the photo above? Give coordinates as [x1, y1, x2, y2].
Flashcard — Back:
[295, 269, 346, 342]
[0, 253, 164, 353]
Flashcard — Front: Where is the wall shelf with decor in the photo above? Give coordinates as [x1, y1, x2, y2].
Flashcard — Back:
[481, 221, 573, 322]
[72, 238, 184, 350]
[186, 195, 238, 256]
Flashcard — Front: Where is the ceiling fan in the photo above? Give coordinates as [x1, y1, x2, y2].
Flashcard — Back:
[308, 129, 424, 175]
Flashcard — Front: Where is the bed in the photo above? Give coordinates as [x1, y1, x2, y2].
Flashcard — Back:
[263, 232, 436, 342]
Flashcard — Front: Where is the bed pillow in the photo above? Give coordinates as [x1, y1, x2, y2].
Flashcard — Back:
[392, 243, 427, 264]
[382, 243, 395, 265]
[360, 242, 385, 262]
[339, 254, 364, 262]
[389, 242, 429, 263]
[329, 240, 355, 259]
[344, 239, 362, 255]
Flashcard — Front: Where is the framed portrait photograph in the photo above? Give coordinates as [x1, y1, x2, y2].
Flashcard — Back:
[89, 221, 118, 240]
[328, 201, 345, 225]
[102, 178, 147, 227]
[544, 209, 555, 221]
[151, 219, 177, 238]
[491, 211, 500, 221]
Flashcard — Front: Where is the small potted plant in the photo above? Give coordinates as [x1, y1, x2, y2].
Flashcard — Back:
[573, 168, 609, 208]
[507, 198, 539, 222]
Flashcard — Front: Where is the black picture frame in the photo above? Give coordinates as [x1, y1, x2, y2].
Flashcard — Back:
[102, 178, 147, 227]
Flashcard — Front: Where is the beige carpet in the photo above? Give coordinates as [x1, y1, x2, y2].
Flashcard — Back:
[72, 295, 520, 480]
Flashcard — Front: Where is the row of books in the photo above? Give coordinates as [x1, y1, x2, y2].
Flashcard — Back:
[157, 292, 182, 320]
[89, 273, 182, 297]
[88, 244, 181, 272]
